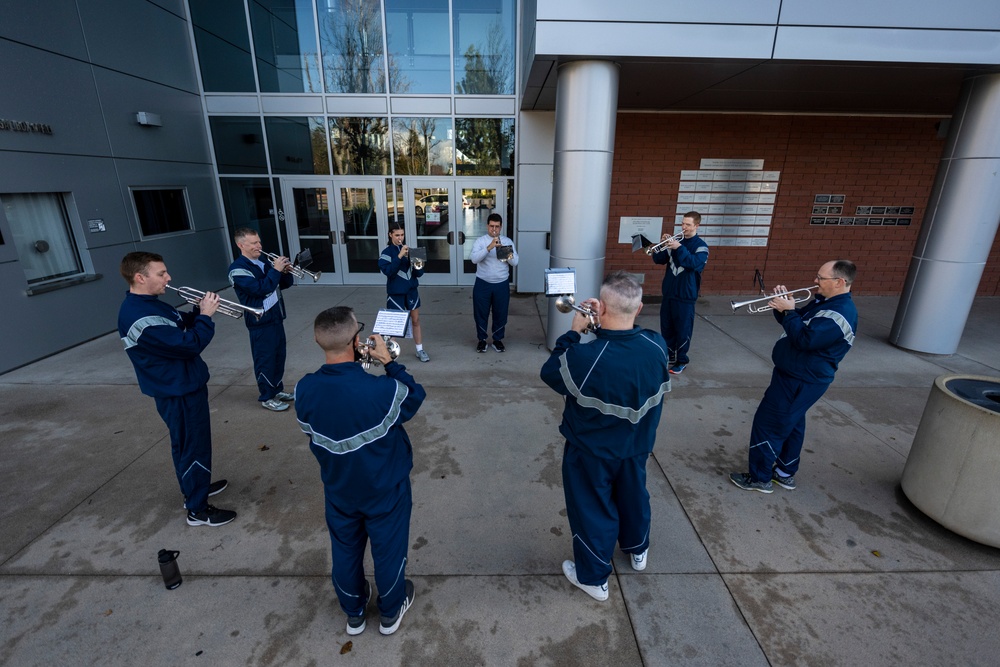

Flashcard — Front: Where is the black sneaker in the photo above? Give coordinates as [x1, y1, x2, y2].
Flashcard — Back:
[729, 472, 773, 494]
[772, 473, 797, 490]
[492, 340, 505, 353]
[476, 340, 487, 353]
[186, 504, 237, 527]
[346, 581, 372, 636]
[182, 479, 228, 509]
[379, 579, 414, 635]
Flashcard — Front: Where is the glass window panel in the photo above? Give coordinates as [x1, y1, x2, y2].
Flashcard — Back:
[291, 187, 336, 273]
[319, 0, 386, 93]
[391, 117, 453, 176]
[1, 193, 82, 285]
[341, 187, 380, 273]
[384, 0, 450, 94]
[219, 178, 278, 258]
[329, 117, 390, 175]
[189, 0, 257, 92]
[250, 0, 322, 93]
[455, 117, 514, 176]
[132, 189, 193, 237]
[210, 117, 269, 174]
[264, 116, 330, 174]
[386, 178, 401, 223]
[453, 0, 515, 95]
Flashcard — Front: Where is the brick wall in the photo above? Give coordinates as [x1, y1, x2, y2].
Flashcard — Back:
[606, 113, 1000, 296]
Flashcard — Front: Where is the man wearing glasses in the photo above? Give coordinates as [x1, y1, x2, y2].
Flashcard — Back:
[295, 307, 425, 636]
[731, 260, 858, 493]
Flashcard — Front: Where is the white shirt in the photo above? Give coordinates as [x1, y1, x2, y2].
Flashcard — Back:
[470, 234, 518, 283]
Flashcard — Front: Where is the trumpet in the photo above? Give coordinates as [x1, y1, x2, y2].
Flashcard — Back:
[644, 232, 684, 255]
[166, 285, 264, 320]
[356, 335, 402, 370]
[554, 295, 600, 334]
[263, 251, 322, 282]
[411, 257, 425, 271]
[730, 286, 818, 313]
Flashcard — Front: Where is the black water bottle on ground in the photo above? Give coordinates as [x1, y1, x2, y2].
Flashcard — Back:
[158, 549, 182, 590]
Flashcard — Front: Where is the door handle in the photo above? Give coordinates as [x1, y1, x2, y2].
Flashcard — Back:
[447, 231, 454, 245]
[458, 232, 466, 245]
[341, 231, 347, 245]
[329, 231, 337, 245]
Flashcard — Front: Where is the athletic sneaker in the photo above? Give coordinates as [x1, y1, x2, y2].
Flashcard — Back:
[346, 581, 372, 636]
[492, 340, 505, 352]
[729, 472, 773, 494]
[477, 340, 487, 353]
[186, 504, 237, 527]
[772, 473, 797, 490]
[379, 580, 415, 635]
[261, 398, 289, 412]
[182, 479, 228, 509]
[416, 349, 430, 363]
[562, 560, 609, 601]
[669, 364, 686, 375]
[275, 391, 295, 402]
[630, 549, 648, 572]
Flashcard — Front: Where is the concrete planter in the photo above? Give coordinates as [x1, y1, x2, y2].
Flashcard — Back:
[902, 374, 1000, 547]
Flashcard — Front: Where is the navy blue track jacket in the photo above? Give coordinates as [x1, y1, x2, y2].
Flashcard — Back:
[228, 255, 294, 328]
[652, 235, 709, 302]
[540, 327, 671, 460]
[295, 360, 426, 502]
[118, 291, 214, 398]
[771, 292, 858, 384]
[378, 244, 424, 297]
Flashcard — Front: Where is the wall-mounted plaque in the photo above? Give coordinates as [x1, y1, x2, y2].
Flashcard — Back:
[900, 207, 915, 215]
[856, 206, 872, 215]
[814, 194, 831, 203]
[897, 218, 911, 226]
[830, 195, 845, 204]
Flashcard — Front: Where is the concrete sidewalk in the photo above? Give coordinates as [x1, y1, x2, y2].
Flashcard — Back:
[1, 286, 999, 666]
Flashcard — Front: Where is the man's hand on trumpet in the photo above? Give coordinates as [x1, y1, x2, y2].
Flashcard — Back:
[197, 291, 221, 317]
[366, 334, 394, 366]
[397, 244, 409, 260]
[768, 284, 796, 312]
[663, 232, 681, 251]
[272, 255, 292, 273]
[571, 298, 601, 334]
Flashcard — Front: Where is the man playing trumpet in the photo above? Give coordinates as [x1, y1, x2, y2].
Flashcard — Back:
[228, 228, 295, 412]
[649, 210, 708, 375]
[117, 252, 236, 527]
[470, 213, 518, 352]
[541, 271, 671, 601]
[730, 260, 858, 494]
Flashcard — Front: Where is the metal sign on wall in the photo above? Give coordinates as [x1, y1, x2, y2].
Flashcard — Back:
[674, 159, 779, 247]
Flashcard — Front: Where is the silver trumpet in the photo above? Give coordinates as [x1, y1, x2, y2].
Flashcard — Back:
[555, 295, 600, 334]
[356, 335, 402, 370]
[166, 285, 264, 320]
[644, 232, 684, 255]
[730, 286, 818, 313]
[411, 257, 425, 271]
[263, 251, 322, 282]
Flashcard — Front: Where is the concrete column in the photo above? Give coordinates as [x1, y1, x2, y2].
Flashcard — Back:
[546, 60, 619, 350]
[890, 73, 1000, 354]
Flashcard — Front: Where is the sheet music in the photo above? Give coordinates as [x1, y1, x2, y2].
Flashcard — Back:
[373, 309, 411, 337]
[544, 268, 577, 296]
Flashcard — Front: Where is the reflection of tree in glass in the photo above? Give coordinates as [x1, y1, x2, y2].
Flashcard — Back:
[330, 117, 389, 175]
[392, 119, 441, 176]
[456, 118, 513, 176]
[455, 17, 513, 95]
[311, 125, 329, 174]
[320, 0, 408, 93]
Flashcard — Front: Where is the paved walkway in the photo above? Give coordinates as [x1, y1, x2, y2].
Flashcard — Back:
[1, 286, 998, 666]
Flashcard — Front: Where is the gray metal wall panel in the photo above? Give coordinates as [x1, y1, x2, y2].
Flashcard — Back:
[94, 69, 212, 163]
[77, 0, 200, 93]
[773, 26, 1000, 65]
[0, 3, 88, 60]
[0, 42, 110, 157]
[515, 231, 549, 292]
[534, 21, 777, 59]
[517, 165, 553, 232]
[778, 0, 1000, 30]
[389, 97, 453, 115]
[535, 0, 782, 24]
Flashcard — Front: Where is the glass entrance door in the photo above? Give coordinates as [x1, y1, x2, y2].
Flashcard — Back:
[281, 178, 387, 285]
[404, 179, 504, 285]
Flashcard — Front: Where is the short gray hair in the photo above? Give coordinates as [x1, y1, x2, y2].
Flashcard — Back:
[600, 271, 642, 316]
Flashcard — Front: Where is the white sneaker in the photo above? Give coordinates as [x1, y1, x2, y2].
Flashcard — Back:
[274, 391, 295, 402]
[562, 560, 608, 601]
[630, 549, 648, 571]
[261, 398, 289, 412]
